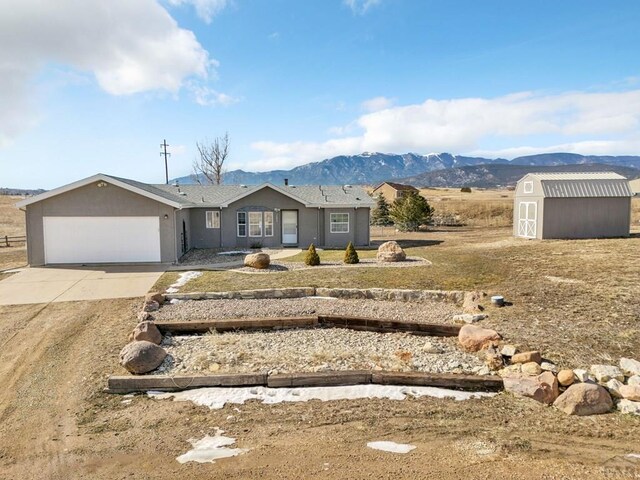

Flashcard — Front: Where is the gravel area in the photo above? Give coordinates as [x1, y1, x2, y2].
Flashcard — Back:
[178, 248, 287, 266]
[152, 297, 481, 376]
[154, 328, 486, 376]
[232, 256, 431, 273]
[155, 297, 461, 323]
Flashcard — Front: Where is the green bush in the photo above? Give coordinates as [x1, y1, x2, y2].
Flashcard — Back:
[304, 243, 320, 266]
[460, 187, 472, 193]
[343, 242, 359, 264]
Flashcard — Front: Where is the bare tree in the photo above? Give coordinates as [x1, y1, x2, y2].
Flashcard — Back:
[192, 132, 230, 185]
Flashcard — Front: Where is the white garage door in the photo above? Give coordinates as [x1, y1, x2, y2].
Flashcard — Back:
[43, 216, 161, 264]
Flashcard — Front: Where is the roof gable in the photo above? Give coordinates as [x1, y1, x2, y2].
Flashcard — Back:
[15, 174, 184, 209]
[373, 181, 418, 192]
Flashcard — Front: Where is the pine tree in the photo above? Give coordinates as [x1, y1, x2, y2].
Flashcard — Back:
[304, 243, 320, 266]
[343, 242, 359, 264]
[370, 194, 392, 226]
[389, 191, 433, 232]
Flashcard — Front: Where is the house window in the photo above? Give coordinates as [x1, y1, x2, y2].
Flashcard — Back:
[523, 181, 534, 194]
[330, 213, 349, 233]
[237, 212, 247, 237]
[248, 211, 262, 237]
[264, 211, 274, 237]
[206, 211, 220, 229]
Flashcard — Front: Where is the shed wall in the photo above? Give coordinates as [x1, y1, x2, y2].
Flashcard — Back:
[542, 197, 631, 239]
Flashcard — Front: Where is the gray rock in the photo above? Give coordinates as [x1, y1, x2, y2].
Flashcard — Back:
[620, 357, 640, 377]
[617, 399, 640, 415]
[540, 361, 558, 373]
[605, 378, 625, 399]
[590, 364, 624, 384]
[628, 375, 640, 386]
[500, 345, 517, 357]
[574, 369, 594, 383]
[143, 300, 160, 312]
[553, 383, 613, 416]
[376, 241, 406, 262]
[119, 341, 167, 374]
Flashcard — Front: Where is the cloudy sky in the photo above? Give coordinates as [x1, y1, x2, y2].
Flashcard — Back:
[1, 0, 640, 188]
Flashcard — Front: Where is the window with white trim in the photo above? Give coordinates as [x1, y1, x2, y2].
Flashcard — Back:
[330, 213, 349, 233]
[264, 211, 274, 237]
[206, 211, 220, 229]
[248, 211, 262, 237]
[237, 212, 247, 237]
[523, 181, 534, 194]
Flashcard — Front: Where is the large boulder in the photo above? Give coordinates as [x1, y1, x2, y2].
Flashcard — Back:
[244, 252, 270, 269]
[553, 383, 613, 416]
[458, 324, 501, 352]
[119, 341, 167, 374]
[376, 241, 406, 262]
[620, 358, 640, 377]
[503, 371, 558, 405]
[131, 321, 162, 345]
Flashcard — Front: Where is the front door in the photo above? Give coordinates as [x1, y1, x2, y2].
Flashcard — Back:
[281, 210, 298, 244]
[517, 202, 537, 238]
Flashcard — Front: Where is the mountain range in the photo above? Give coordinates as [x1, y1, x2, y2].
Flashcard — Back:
[173, 152, 640, 188]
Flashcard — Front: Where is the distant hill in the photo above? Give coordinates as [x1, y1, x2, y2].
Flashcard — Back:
[399, 163, 640, 188]
[0, 188, 46, 196]
[172, 152, 640, 187]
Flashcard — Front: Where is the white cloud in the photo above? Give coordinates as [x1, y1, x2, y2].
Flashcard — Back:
[0, 0, 225, 146]
[167, 0, 229, 23]
[361, 96, 394, 112]
[344, 0, 382, 15]
[189, 83, 240, 106]
[249, 88, 640, 170]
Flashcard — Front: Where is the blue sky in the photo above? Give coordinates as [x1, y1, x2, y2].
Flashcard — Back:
[1, 0, 640, 188]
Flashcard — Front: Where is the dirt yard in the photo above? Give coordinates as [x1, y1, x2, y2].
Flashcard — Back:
[1, 195, 640, 478]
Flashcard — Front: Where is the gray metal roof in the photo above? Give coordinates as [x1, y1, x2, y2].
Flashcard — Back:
[524, 172, 634, 198]
[148, 181, 375, 208]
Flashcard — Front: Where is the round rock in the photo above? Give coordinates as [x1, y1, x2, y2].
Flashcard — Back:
[376, 241, 406, 262]
[553, 383, 613, 416]
[119, 341, 167, 374]
[557, 369, 575, 387]
[244, 253, 271, 269]
[132, 321, 162, 345]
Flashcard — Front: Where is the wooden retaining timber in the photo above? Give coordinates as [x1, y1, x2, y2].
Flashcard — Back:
[268, 371, 372, 388]
[154, 316, 461, 337]
[154, 316, 318, 334]
[106, 370, 503, 394]
[108, 373, 267, 394]
[372, 371, 504, 392]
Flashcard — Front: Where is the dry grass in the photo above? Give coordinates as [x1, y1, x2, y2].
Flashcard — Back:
[422, 188, 514, 227]
[0, 195, 27, 271]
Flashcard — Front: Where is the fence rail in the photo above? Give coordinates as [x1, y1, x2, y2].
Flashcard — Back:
[1, 235, 26, 247]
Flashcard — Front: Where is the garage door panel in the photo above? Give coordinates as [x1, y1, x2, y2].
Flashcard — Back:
[43, 217, 161, 264]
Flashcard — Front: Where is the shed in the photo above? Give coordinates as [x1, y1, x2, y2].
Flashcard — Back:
[630, 177, 640, 196]
[513, 172, 633, 239]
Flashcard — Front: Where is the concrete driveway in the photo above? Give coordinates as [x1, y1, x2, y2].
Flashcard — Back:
[0, 265, 166, 305]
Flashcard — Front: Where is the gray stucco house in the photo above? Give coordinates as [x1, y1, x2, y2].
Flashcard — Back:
[16, 173, 375, 266]
[513, 172, 633, 239]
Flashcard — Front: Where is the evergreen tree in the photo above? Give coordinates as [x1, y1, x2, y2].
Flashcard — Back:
[304, 243, 320, 266]
[370, 194, 392, 226]
[343, 242, 359, 264]
[389, 191, 433, 232]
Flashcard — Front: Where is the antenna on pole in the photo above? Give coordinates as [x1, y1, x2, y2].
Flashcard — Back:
[160, 139, 171, 184]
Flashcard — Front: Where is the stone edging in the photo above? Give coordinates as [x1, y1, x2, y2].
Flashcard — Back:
[164, 287, 466, 304]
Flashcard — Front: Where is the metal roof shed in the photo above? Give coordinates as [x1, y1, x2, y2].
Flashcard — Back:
[513, 172, 633, 239]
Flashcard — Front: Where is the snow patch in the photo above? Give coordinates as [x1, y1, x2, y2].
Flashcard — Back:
[149, 385, 494, 410]
[176, 429, 249, 464]
[166, 271, 202, 293]
[218, 250, 253, 256]
[367, 441, 416, 454]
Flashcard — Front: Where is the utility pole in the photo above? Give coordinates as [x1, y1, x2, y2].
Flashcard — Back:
[160, 139, 171, 184]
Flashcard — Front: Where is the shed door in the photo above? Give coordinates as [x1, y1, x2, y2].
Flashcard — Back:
[517, 202, 537, 238]
[43, 216, 161, 264]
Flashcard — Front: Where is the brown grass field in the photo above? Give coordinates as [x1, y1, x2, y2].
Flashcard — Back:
[0, 194, 640, 478]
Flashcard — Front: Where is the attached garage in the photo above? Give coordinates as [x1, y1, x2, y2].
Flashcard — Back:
[16, 174, 183, 266]
[513, 172, 633, 240]
[43, 216, 161, 264]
